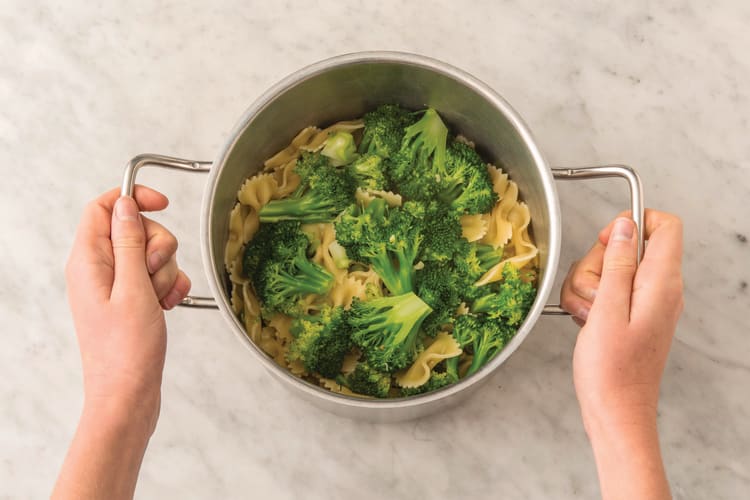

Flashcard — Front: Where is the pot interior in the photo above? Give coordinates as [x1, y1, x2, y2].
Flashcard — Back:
[202, 53, 560, 410]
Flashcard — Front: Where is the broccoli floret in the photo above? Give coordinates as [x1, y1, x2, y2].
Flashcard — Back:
[388, 108, 449, 201]
[321, 131, 358, 166]
[359, 104, 413, 159]
[400, 370, 458, 397]
[415, 260, 462, 336]
[258, 152, 355, 223]
[444, 314, 476, 380]
[242, 221, 308, 282]
[401, 108, 449, 173]
[387, 110, 496, 214]
[242, 220, 333, 314]
[438, 141, 496, 214]
[255, 248, 335, 315]
[334, 198, 387, 263]
[420, 203, 464, 262]
[453, 313, 513, 377]
[338, 362, 392, 398]
[348, 154, 388, 190]
[451, 242, 507, 301]
[471, 264, 536, 327]
[288, 306, 352, 378]
[349, 292, 432, 372]
[335, 198, 424, 295]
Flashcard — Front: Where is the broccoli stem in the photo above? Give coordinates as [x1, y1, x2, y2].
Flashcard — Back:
[259, 196, 335, 223]
[280, 257, 334, 295]
[368, 251, 414, 295]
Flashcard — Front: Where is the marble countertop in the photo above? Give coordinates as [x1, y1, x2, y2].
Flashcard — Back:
[2, 1, 748, 498]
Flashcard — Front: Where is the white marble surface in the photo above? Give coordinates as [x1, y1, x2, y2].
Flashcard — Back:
[1, 1, 748, 498]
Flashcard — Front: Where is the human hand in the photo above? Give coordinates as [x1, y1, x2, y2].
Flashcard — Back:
[560, 210, 682, 499]
[65, 186, 191, 433]
[561, 210, 684, 429]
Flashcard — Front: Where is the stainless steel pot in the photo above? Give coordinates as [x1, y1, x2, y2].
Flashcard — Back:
[121, 51, 644, 422]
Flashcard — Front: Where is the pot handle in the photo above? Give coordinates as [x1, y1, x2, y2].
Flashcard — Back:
[121, 154, 219, 309]
[542, 165, 644, 315]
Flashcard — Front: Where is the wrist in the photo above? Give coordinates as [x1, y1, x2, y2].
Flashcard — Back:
[583, 408, 670, 499]
[83, 388, 161, 439]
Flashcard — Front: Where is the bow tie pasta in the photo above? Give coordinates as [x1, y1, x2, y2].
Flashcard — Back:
[225, 105, 538, 398]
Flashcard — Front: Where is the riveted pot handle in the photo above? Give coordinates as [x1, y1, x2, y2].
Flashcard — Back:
[121, 154, 218, 309]
[542, 165, 645, 315]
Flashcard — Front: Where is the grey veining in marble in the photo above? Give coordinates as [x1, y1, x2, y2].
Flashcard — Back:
[1, 1, 748, 499]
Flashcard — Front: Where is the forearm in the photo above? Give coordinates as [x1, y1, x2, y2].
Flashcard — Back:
[585, 408, 671, 500]
[52, 399, 155, 500]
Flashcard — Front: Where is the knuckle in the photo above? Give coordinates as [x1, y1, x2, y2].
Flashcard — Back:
[571, 272, 590, 295]
[603, 255, 637, 274]
[112, 234, 146, 249]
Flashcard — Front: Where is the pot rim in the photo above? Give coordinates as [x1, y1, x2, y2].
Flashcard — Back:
[200, 51, 561, 410]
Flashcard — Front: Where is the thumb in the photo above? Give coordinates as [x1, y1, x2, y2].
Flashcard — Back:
[589, 217, 638, 324]
[110, 196, 153, 295]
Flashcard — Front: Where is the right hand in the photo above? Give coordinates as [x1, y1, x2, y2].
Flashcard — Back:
[560, 210, 684, 430]
[66, 186, 191, 433]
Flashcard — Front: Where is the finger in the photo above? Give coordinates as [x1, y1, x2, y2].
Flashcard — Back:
[560, 239, 605, 315]
[110, 196, 154, 296]
[150, 254, 179, 301]
[589, 217, 638, 324]
[570, 241, 606, 300]
[572, 316, 586, 328]
[598, 209, 681, 246]
[161, 270, 192, 310]
[78, 186, 169, 242]
[630, 215, 684, 323]
[142, 216, 178, 275]
[67, 186, 169, 302]
[560, 262, 594, 319]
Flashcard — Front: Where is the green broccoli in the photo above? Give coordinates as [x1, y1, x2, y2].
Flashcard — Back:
[415, 260, 462, 336]
[420, 203, 464, 262]
[334, 198, 424, 295]
[400, 370, 458, 397]
[452, 313, 513, 377]
[254, 248, 335, 315]
[471, 264, 536, 327]
[321, 131, 358, 166]
[288, 306, 352, 378]
[359, 104, 414, 159]
[387, 109, 495, 214]
[328, 240, 350, 269]
[242, 221, 308, 283]
[258, 152, 355, 223]
[349, 292, 433, 372]
[450, 242, 508, 301]
[438, 140, 496, 214]
[444, 314, 476, 379]
[388, 108, 449, 201]
[348, 154, 388, 191]
[337, 362, 392, 398]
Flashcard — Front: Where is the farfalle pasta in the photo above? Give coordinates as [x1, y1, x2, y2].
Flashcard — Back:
[226, 105, 538, 398]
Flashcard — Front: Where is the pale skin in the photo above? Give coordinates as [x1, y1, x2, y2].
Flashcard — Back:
[561, 210, 683, 500]
[53, 187, 683, 500]
[53, 187, 190, 499]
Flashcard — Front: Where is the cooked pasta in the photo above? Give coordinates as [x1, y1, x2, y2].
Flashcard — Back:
[238, 173, 278, 211]
[226, 107, 538, 399]
[396, 333, 462, 388]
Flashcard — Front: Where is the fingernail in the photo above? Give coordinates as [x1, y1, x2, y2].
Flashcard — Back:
[611, 217, 634, 242]
[577, 306, 589, 321]
[115, 196, 139, 221]
[147, 251, 164, 274]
